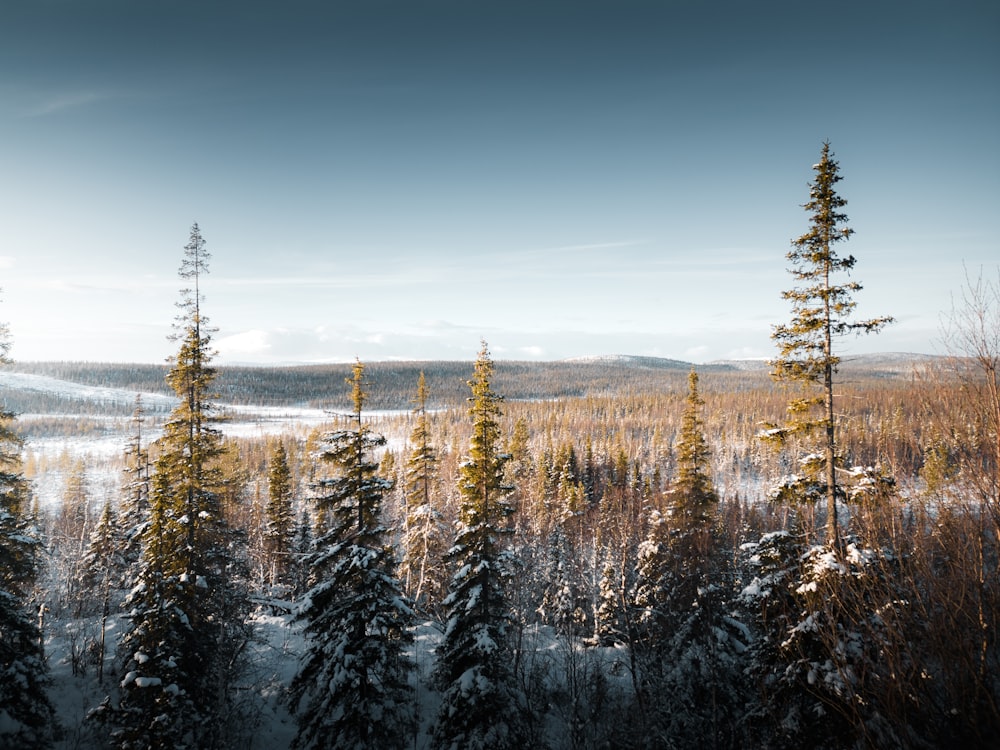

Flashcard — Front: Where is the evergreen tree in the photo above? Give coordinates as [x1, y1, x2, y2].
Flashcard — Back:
[537, 523, 586, 636]
[290, 359, 416, 750]
[671, 369, 717, 525]
[0, 304, 56, 748]
[767, 142, 893, 548]
[291, 510, 313, 597]
[593, 547, 627, 647]
[432, 341, 525, 750]
[263, 442, 295, 589]
[107, 224, 250, 749]
[119, 395, 151, 568]
[80, 499, 126, 684]
[401, 371, 447, 610]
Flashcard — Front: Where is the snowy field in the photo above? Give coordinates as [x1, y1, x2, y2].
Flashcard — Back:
[4, 369, 412, 510]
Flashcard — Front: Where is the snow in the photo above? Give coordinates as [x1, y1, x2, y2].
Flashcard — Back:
[0, 371, 177, 411]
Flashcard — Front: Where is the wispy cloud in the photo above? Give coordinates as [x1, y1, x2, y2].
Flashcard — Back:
[215, 272, 432, 290]
[15, 90, 118, 118]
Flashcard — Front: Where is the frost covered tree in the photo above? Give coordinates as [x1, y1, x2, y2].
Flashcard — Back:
[400, 371, 447, 610]
[81, 499, 126, 684]
[0, 311, 56, 748]
[119, 395, 152, 568]
[53, 459, 93, 617]
[767, 142, 893, 548]
[105, 224, 251, 749]
[432, 341, 525, 750]
[263, 442, 296, 589]
[290, 359, 416, 750]
[537, 523, 586, 636]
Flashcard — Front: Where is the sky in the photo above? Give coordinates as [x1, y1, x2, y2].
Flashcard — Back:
[0, 0, 997, 365]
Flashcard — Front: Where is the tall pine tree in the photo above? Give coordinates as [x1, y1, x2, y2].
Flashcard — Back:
[768, 143, 893, 548]
[290, 359, 415, 750]
[401, 371, 447, 610]
[263, 442, 296, 589]
[432, 341, 525, 750]
[107, 224, 250, 749]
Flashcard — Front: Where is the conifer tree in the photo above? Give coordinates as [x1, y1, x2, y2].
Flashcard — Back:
[290, 359, 415, 750]
[108, 224, 250, 749]
[768, 143, 893, 548]
[119, 395, 151, 568]
[0, 312, 56, 747]
[672, 369, 717, 525]
[81, 499, 125, 684]
[432, 341, 525, 750]
[401, 371, 447, 609]
[263, 442, 295, 589]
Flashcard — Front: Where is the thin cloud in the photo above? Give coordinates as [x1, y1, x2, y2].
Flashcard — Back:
[215, 273, 431, 290]
[17, 90, 117, 118]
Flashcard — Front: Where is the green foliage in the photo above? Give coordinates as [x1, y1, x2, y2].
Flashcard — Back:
[401, 371, 448, 611]
[432, 341, 525, 750]
[291, 359, 416, 750]
[767, 143, 893, 547]
[109, 225, 250, 749]
[263, 442, 295, 588]
[672, 368, 717, 524]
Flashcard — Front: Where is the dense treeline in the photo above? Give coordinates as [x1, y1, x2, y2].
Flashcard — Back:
[6, 354, 930, 410]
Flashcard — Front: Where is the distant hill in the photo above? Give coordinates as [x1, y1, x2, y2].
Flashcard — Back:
[709, 352, 942, 377]
[3, 352, 943, 414]
[562, 354, 738, 372]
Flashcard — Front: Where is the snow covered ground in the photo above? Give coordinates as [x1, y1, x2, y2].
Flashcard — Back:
[43, 607, 634, 749]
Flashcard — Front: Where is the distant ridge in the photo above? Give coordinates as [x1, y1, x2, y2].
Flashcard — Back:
[562, 354, 738, 372]
[708, 352, 942, 375]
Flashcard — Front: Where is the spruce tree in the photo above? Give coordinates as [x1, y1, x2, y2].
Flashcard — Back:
[672, 369, 717, 525]
[290, 359, 415, 750]
[119, 395, 151, 568]
[80, 499, 125, 684]
[401, 371, 447, 610]
[263, 442, 295, 589]
[0, 313, 56, 748]
[432, 341, 525, 750]
[108, 224, 250, 749]
[768, 142, 893, 548]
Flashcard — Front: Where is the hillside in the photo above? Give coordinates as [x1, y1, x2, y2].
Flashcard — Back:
[3, 353, 938, 415]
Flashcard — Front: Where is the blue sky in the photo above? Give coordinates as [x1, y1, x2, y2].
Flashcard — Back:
[1, 0, 997, 364]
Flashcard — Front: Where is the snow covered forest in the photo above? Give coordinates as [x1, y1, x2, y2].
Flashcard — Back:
[2, 153, 1000, 749]
[5, 333, 1000, 749]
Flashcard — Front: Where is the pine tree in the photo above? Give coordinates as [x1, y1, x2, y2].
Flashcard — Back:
[81, 499, 126, 684]
[290, 359, 416, 750]
[401, 371, 447, 610]
[432, 341, 525, 750]
[767, 142, 893, 548]
[119, 395, 151, 568]
[0, 304, 56, 747]
[538, 523, 585, 636]
[263, 442, 295, 589]
[108, 224, 250, 749]
[672, 369, 717, 526]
